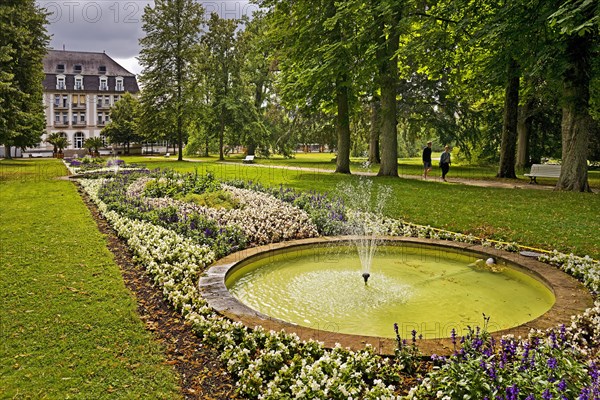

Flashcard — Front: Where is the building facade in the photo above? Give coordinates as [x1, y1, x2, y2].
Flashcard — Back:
[32, 49, 139, 155]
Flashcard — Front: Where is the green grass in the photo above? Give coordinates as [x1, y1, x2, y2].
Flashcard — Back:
[0, 159, 180, 399]
[183, 152, 600, 187]
[125, 155, 600, 258]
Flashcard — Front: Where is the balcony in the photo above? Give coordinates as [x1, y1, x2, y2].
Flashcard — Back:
[56, 84, 66, 90]
[54, 121, 69, 127]
[72, 120, 87, 127]
[54, 103, 69, 109]
[99, 85, 109, 91]
[74, 84, 84, 91]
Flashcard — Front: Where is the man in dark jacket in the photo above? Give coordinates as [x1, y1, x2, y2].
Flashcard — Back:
[422, 141, 432, 179]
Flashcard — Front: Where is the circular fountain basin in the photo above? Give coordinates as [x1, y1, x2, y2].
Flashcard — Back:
[199, 237, 593, 355]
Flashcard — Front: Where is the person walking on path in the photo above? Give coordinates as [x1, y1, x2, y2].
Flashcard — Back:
[422, 141, 433, 179]
[440, 145, 451, 182]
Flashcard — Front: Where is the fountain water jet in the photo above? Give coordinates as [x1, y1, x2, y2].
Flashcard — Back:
[337, 179, 392, 282]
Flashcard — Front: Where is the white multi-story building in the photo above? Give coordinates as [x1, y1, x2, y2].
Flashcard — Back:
[32, 49, 139, 155]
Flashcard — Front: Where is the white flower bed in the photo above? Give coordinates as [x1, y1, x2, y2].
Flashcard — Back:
[136, 181, 319, 245]
[80, 178, 401, 398]
[79, 177, 600, 399]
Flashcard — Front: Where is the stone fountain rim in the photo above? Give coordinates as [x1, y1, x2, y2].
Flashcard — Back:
[198, 236, 594, 356]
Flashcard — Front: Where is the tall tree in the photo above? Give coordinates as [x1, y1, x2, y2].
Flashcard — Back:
[138, 0, 204, 161]
[373, 2, 402, 177]
[237, 13, 275, 156]
[497, 59, 520, 178]
[101, 93, 141, 154]
[200, 13, 247, 160]
[0, 0, 49, 158]
[261, 0, 362, 173]
[550, 0, 598, 192]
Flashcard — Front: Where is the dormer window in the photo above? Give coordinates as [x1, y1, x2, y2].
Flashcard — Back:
[74, 75, 83, 90]
[56, 64, 65, 73]
[74, 64, 82, 73]
[56, 75, 66, 90]
[99, 76, 108, 91]
[98, 65, 107, 74]
[115, 77, 124, 91]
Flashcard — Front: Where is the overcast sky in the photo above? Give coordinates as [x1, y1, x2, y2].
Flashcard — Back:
[36, 1, 257, 75]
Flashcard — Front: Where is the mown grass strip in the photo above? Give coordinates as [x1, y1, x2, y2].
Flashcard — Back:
[0, 159, 180, 399]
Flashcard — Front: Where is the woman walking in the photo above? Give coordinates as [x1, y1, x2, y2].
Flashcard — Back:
[440, 145, 451, 182]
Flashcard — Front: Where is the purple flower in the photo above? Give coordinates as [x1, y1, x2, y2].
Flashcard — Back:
[558, 379, 567, 391]
[542, 388, 552, 400]
[547, 357, 558, 370]
[506, 384, 519, 400]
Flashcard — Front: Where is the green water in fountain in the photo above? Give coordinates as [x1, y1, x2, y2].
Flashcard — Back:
[226, 244, 555, 339]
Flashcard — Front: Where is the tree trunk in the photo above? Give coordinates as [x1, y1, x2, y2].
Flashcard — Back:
[335, 77, 351, 174]
[376, 6, 400, 177]
[5, 145, 12, 159]
[204, 135, 209, 157]
[219, 107, 225, 161]
[556, 35, 592, 192]
[368, 97, 380, 164]
[497, 59, 519, 179]
[516, 98, 534, 169]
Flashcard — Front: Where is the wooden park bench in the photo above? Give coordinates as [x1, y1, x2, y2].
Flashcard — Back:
[242, 155, 255, 164]
[524, 164, 561, 184]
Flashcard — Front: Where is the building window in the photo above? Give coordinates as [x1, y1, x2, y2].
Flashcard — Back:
[62, 95, 68, 108]
[74, 64, 82, 73]
[54, 95, 60, 107]
[74, 76, 83, 90]
[99, 77, 108, 91]
[98, 112, 104, 125]
[56, 76, 65, 90]
[74, 132, 85, 149]
[104, 95, 110, 106]
[114, 95, 121, 103]
[115, 77, 124, 91]
[55, 112, 68, 125]
[56, 64, 65, 73]
[80, 113, 86, 124]
[98, 65, 107, 74]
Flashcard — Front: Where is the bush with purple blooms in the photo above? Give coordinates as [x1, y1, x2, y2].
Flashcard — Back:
[97, 176, 247, 258]
[106, 158, 125, 167]
[408, 316, 599, 399]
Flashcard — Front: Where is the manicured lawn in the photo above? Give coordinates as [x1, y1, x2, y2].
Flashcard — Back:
[127, 155, 600, 258]
[0, 159, 180, 398]
[185, 152, 600, 187]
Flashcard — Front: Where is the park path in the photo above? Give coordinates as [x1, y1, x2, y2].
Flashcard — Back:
[183, 158, 556, 191]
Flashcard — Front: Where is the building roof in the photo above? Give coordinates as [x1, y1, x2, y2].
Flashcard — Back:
[44, 49, 135, 76]
[43, 49, 139, 93]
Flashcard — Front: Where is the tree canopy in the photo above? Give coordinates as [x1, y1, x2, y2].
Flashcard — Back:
[133, 0, 599, 190]
[0, 0, 49, 157]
